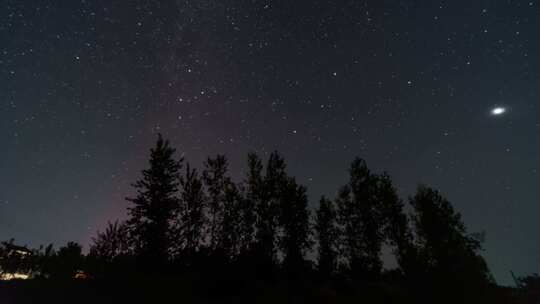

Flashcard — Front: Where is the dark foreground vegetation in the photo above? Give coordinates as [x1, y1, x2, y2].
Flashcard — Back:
[0, 134, 537, 303]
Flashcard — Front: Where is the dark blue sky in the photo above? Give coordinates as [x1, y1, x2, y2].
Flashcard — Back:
[1, 1, 539, 285]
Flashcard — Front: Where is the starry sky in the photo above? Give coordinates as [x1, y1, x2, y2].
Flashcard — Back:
[1, 0, 539, 285]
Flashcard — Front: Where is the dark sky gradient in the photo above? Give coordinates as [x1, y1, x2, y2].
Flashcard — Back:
[1, 1, 539, 285]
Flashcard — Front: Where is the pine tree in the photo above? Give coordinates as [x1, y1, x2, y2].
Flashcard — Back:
[126, 134, 182, 268]
[315, 196, 339, 278]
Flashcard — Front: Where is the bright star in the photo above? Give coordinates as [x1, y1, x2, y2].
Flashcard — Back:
[491, 107, 506, 116]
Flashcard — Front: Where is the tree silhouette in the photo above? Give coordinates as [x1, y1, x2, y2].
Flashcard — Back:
[203, 155, 229, 251]
[250, 154, 276, 270]
[315, 196, 339, 278]
[126, 134, 182, 270]
[89, 220, 131, 262]
[336, 158, 383, 279]
[51, 241, 83, 279]
[375, 173, 416, 276]
[219, 181, 243, 259]
[2, 143, 507, 304]
[237, 190, 256, 259]
[239, 153, 262, 256]
[410, 185, 493, 302]
[35, 243, 56, 279]
[253, 151, 286, 273]
[177, 163, 206, 263]
[278, 177, 312, 276]
[201, 154, 244, 261]
[88, 220, 131, 277]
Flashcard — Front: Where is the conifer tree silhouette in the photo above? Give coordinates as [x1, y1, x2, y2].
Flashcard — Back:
[126, 134, 182, 270]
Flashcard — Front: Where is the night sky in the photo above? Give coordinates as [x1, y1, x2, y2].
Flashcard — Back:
[1, 1, 539, 285]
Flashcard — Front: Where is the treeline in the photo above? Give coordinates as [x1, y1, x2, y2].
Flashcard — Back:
[88, 134, 494, 302]
[0, 135, 511, 303]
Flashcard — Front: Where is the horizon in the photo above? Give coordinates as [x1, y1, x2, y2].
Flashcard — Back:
[2, 0, 539, 289]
